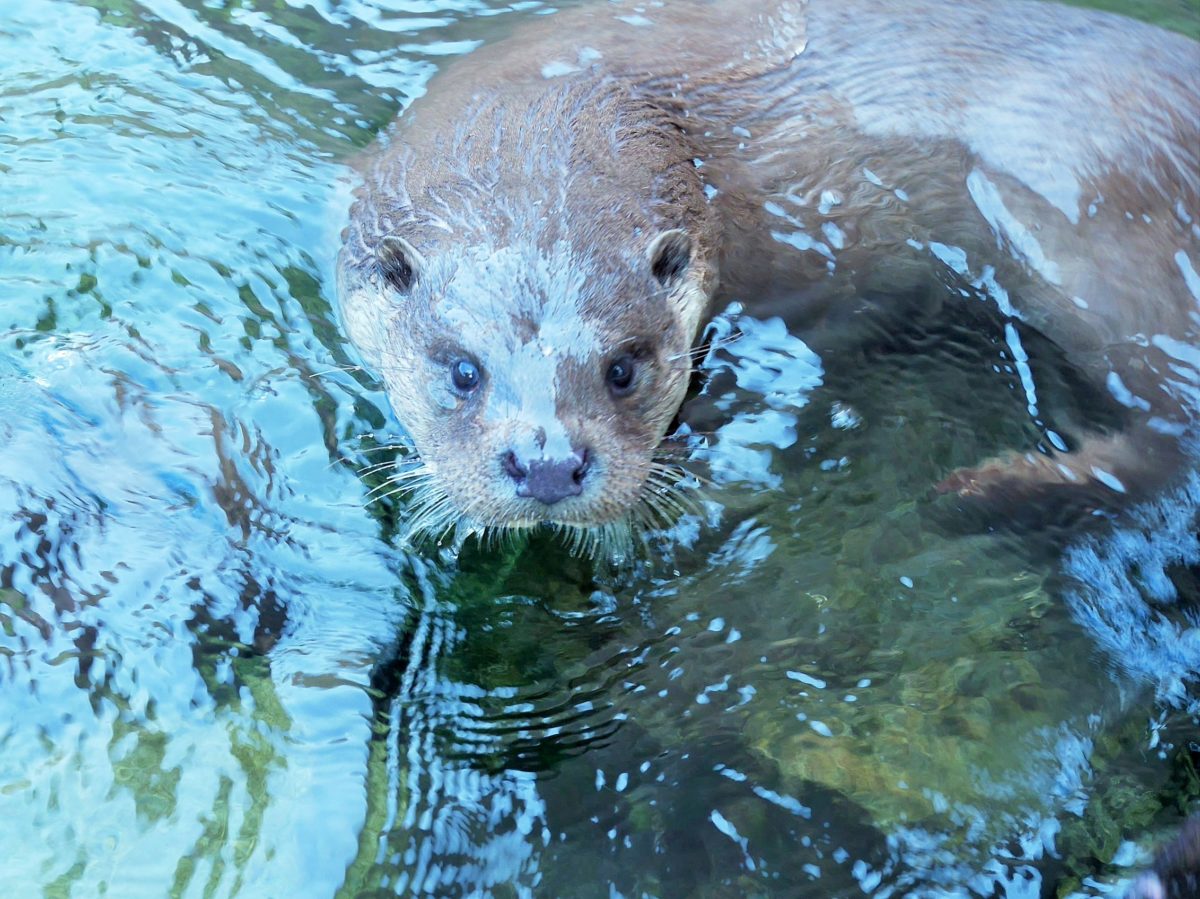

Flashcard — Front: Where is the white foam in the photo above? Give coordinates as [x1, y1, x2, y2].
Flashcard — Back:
[1063, 468, 1200, 714]
[698, 307, 823, 487]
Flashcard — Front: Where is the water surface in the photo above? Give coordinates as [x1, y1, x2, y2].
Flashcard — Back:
[1, 1, 1198, 896]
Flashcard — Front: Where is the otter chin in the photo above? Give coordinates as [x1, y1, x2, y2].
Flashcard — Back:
[338, 0, 1199, 554]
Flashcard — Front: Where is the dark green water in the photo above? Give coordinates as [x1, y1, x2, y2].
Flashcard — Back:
[1, 1, 1197, 897]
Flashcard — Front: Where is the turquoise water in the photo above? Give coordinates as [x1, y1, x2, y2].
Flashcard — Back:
[1, 1, 1197, 897]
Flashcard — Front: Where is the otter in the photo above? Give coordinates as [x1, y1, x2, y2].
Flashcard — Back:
[337, 0, 1199, 552]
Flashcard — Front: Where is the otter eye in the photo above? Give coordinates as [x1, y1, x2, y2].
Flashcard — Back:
[451, 358, 481, 393]
[606, 355, 636, 396]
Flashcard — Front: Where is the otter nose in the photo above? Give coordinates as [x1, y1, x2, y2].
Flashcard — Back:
[502, 449, 589, 505]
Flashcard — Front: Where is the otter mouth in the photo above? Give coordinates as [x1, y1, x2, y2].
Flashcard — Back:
[365, 445, 700, 557]
[471, 491, 626, 533]
[408, 504, 640, 559]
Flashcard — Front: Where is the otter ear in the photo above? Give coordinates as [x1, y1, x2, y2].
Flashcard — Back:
[647, 229, 692, 288]
[376, 235, 425, 294]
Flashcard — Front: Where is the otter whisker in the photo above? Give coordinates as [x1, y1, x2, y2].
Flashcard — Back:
[664, 422, 716, 439]
[479, 525, 515, 554]
[653, 440, 712, 467]
[633, 479, 670, 523]
[646, 476, 703, 513]
[331, 446, 420, 472]
[666, 330, 746, 364]
[584, 528, 603, 559]
[651, 463, 710, 504]
[357, 459, 403, 476]
[362, 472, 432, 494]
[329, 441, 419, 472]
[429, 514, 464, 547]
[361, 466, 434, 489]
[363, 476, 411, 501]
[651, 490, 702, 522]
[582, 527, 602, 558]
[564, 524, 585, 557]
[351, 443, 415, 456]
[639, 492, 677, 532]
[305, 364, 365, 380]
[645, 463, 705, 502]
[404, 484, 462, 534]
[574, 524, 600, 559]
[637, 502, 665, 535]
[637, 465, 706, 530]
[404, 507, 458, 543]
[376, 477, 434, 504]
[403, 483, 450, 516]
[326, 454, 365, 472]
[373, 473, 432, 502]
[648, 460, 711, 490]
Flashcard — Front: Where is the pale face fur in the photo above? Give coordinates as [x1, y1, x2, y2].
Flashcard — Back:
[338, 80, 718, 549]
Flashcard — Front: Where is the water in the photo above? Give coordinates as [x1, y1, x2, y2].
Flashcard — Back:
[1, 1, 1197, 896]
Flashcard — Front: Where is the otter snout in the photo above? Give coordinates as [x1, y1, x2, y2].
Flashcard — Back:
[501, 448, 590, 506]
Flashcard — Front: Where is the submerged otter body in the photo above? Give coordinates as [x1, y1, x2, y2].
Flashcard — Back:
[338, 0, 1200, 550]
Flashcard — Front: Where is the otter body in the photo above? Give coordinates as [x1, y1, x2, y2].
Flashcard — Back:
[338, 0, 1200, 549]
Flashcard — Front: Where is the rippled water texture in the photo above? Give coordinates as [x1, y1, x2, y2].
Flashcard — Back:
[1, 1, 1198, 897]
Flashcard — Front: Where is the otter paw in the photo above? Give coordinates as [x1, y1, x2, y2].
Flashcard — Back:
[935, 451, 1068, 499]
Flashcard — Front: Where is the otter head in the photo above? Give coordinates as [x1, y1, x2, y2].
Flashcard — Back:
[339, 82, 717, 553]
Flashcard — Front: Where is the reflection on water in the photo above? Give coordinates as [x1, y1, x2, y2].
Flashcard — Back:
[1, 0, 1197, 897]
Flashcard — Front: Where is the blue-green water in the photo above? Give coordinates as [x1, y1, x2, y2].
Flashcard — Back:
[1, 1, 1197, 897]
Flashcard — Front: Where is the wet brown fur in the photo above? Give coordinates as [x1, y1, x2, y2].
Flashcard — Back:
[338, 0, 1200, 543]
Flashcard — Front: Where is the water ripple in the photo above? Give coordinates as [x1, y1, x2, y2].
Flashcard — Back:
[2, 0, 1198, 896]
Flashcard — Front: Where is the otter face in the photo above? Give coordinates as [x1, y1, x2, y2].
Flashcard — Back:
[337, 78, 718, 553]
[354, 226, 711, 552]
